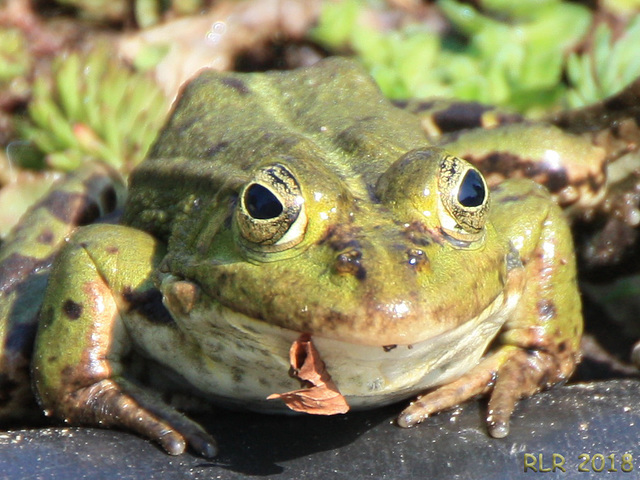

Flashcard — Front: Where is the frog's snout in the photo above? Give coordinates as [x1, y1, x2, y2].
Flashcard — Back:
[326, 221, 433, 285]
[333, 243, 431, 281]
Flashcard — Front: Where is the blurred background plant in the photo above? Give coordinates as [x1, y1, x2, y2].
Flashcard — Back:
[54, 0, 207, 27]
[566, 15, 640, 107]
[311, 0, 640, 115]
[0, 0, 639, 222]
[3, 0, 639, 179]
[0, 27, 31, 86]
[15, 46, 168, 174]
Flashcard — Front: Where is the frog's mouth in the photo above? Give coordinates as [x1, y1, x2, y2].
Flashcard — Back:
[154, 274, 521, 413]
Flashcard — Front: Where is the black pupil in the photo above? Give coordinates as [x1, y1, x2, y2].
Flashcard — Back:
[458, 169, 485, 207]
[245, 184, 283, 219]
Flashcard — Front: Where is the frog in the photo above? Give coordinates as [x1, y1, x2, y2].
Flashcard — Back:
[0, 57, 594, 458]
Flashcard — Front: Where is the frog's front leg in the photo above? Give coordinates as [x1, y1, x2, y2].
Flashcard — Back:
[32, 224, 217, 457]
[398, 179, 582, 437]
[0, 162, 125, 421]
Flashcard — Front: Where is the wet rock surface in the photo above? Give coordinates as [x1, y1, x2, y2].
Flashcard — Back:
[1, 379, 638, 480]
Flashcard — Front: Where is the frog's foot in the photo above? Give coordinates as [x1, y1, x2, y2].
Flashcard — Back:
[397, 346, 560, 438]
[54, 377, 218, 457]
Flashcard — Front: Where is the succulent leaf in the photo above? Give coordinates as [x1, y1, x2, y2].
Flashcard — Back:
[19, 46, 168, 175]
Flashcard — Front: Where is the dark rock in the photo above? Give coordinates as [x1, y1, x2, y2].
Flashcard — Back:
[1, 380, 638, 479]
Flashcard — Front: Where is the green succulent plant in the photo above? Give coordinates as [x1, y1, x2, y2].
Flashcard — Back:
[312, 0, 592, 113]
[0, 27, 31, 82]
[566, 15, 640, 108]
[54, 0, 205, 27]
[18, 47, 168, 174]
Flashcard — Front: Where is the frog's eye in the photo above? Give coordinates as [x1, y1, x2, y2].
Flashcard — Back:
[236, 164, 307, 251]
[245, 184, 283, 219]
[438, 155, 489, 239]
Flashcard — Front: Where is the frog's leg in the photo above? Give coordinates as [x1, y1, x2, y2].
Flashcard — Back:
[398, 179, 582, 438]
[31, 224, 217, 457]
[0, 163, 124, 422]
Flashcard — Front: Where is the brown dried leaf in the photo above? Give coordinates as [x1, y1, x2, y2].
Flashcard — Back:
[267, 334, 349, 415]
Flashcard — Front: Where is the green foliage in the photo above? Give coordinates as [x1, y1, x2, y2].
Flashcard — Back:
[566, 16, 640, 107]
[55, 0, 129, 22]
[603, 0, 640, 15]
[55, 0, 205, 26]
[18, 47, 168, 174]
[0, 28, 31, 81]
[311, 0, 592, 113]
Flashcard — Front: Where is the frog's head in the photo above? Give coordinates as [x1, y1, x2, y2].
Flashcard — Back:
[162, 145, 513, 346]
[128, 59, 520, 346]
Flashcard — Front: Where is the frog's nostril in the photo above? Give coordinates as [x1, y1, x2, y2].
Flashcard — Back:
[406, 248, 429, 271]
[335, 250, 366, 280]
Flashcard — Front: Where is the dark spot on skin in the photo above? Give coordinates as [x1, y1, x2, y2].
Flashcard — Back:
[63, 299, 83, 320]
[383, 345, 397, 352]
[317, 310, 351, 333]
[47, 355, 58, 363]
[231, 367, 244, 383]
[206, 141, 229, 157]
[558, 341, 567, 353]
[403, 221, 434, 247]
[465, 152, 573, 196]
[105, 245, 119, 255]
[392, 99, 410, 109]
[317, 224, 363, 252]
[537, 299, 557, 321]
[36, 190, 101, 225]
[543, 169, 571, 195]
[122, 287, 175, 326]
[76, 201, 102, 226]
[221, 77, 250, 95]
[432, 102, 494, 133]
[0, 253, 52, 295]
[60, 365, 76, 384]
[36, 228, 55, 245]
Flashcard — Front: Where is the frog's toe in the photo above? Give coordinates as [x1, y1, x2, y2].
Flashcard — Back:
[38, 376, 217, 457]
[486, 348, 561, 438]
[396, 355, 497, 428]
[108, 380, 218, 457]
[127, 408, 217, 458]
[397, 345, 554, 433]
[152, 409, 218, 458]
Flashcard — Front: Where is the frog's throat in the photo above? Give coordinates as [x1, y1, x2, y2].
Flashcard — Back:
[146, 274, 522, 412]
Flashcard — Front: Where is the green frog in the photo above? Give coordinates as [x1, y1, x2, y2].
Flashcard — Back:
[0, 57, 603, 457]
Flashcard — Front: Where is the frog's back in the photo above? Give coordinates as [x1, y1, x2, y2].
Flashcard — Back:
[123, 58, 428, 240]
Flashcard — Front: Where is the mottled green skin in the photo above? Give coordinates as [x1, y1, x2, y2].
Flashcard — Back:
[1, 58, 587, 456]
